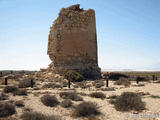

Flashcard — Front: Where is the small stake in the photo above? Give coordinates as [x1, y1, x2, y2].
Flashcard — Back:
[31, 79, 33, 88]
[68, 79, 70, 88]
[5, 77, 8, 85]
[0, 72, 2, 77]
[156, 76, 158, 80]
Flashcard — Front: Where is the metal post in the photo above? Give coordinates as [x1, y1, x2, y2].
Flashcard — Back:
[0, 72, 2, 77]
[31, 79, 33, 88]
[106, 77, 109, 87]
[136, 78, 139, 84]
[156, 76, 158, 80]
[68, 79, 70, 88]
[5, 77, 8, 85]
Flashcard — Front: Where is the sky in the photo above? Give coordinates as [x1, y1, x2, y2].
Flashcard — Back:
[0, 0, 160, 71]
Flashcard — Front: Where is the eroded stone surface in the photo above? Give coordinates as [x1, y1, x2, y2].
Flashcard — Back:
[47, 4, 101, 78]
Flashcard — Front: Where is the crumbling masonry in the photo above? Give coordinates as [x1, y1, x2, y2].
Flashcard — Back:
[47, 4, 101, 78]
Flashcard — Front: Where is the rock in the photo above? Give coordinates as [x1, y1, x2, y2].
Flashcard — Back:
[47, 4, 101, 79]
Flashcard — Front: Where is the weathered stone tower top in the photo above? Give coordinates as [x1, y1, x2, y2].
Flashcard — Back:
[47, 4, 101, 78]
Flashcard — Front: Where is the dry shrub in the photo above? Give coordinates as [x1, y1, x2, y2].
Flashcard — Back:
[114, 78, 131, 87]
[61, 80, 68, 87]
[60, 99, 72, 108]
[21, 111, 61, 120]
[73, 102, 100, 117]
[93, 80, 104, 88]
[109, 73, 128, 80]
[41, 95, 59, 107]
[15, 100, 24, 107]
[42, 83, 62, 89]
[110, 92, 146, 111]
[0, 93, 8, 101]
[101, 87, 115, 91]
[90, 92, 106, 99]
[136, 76, 150, 82]
[13, 89, 27, 96]
[18, 79, 35, 88]
[77, 82, 91, 89]
[59, 91, 83, 101]
[150, 95, 160, 98]
[63, 70, 84, 82]
[0, 102, 16, 117]
[3, 86, 18, 93]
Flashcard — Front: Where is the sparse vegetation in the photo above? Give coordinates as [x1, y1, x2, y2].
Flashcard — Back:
[150, 95, 160, 98]
[15, 100, 24, 107]
[73, 101, 100, 117]
[136, 76, 150, 82]
[59, 91, 83, 101]
[90, 92, 106, 99]
[63, 70, 84, 82]
[110, 92, 146, 111]
[0, 93, 8, 101]
[109, 73, 128, 80]
[21, 111, 61, 120]
[41, 95, 59, 107]
[3, 86, 18, 93]
[0, 102, 16, 117]
[42, 83, 62, 89]
[60, 99, 72, 108]
[114, 78, 131, 87]
[13, 89, 27, 96]
[18, 79, 35, 88]
[93, 80, 104, 88]
[101, 87, 115, 91]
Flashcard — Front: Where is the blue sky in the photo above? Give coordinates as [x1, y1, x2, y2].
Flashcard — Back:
[0, 0, 160, 70]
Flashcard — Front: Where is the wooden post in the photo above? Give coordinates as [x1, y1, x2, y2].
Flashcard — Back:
[152, 75, 155, 81]
[136, 77, 139, 84]
[106, 76, 109, 87]
[5, 77, 8, 85]
[156, 76, 158, 80]
[31, 79, 33, 88]
[0, 72, 2, 77]
[68, 79, 70, 88]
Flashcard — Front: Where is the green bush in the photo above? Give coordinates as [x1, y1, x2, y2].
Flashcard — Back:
[0, 102, 16, 117]
[110, 92, 146, 111]
[21, 111, 61, 120]
[41, 95, 59, 107]
[74, 102, 100, 117]
[63, 70, 84, 82]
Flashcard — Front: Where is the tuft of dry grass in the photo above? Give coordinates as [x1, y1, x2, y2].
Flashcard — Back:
[0, 93, 8, 101]
[13, 88, 27, 96]
[3, 86, 18, 93]
[59, 91, 83, 101]
[90, 92, 106, 99]
[15, 100, 24, 107]
[18, 79, 35, 88]
[42, 83, 62, 89]
[93, 80, 104, 88]
[21, 111, 61, 120]
[114, 78, 131, 87]
[0, 102, 16, 117]
[110, 92, 146, 111]
[60, 99, 72, 108]
[73, 101, 100, 117]
[41, 95, 59, 107]
[101, 87, 115, 91]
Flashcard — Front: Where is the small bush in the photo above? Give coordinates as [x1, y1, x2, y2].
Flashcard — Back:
[110, 92, 146, 111]
[114, 78, 131, 87]
[74, 102, 100, 117]
[0, 93, 8, 101]
[93, 80, 104, 88]
[15, 100, 24, 107]
[136, 76, 150, 82]
[19, 79, 35, 88]
[21, 111, 61, 120]
[41, 95, 59, 107]
[60, 99, 72, 108]
[63, 70, 84, 82]
[77, 82, 90, 89]
[42, 83, 62, 89]
[59, 92, 83, 101]
[109, 73, 128, 80]
[13, 89, 27, 96]
[3, 86, 18, 93]
[90, 92, 106, 99]
[0, 102, 16, 117]
[101, 87, 115, 91]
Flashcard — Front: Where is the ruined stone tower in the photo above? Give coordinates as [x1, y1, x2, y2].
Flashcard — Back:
[47, 4, 101, 78]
